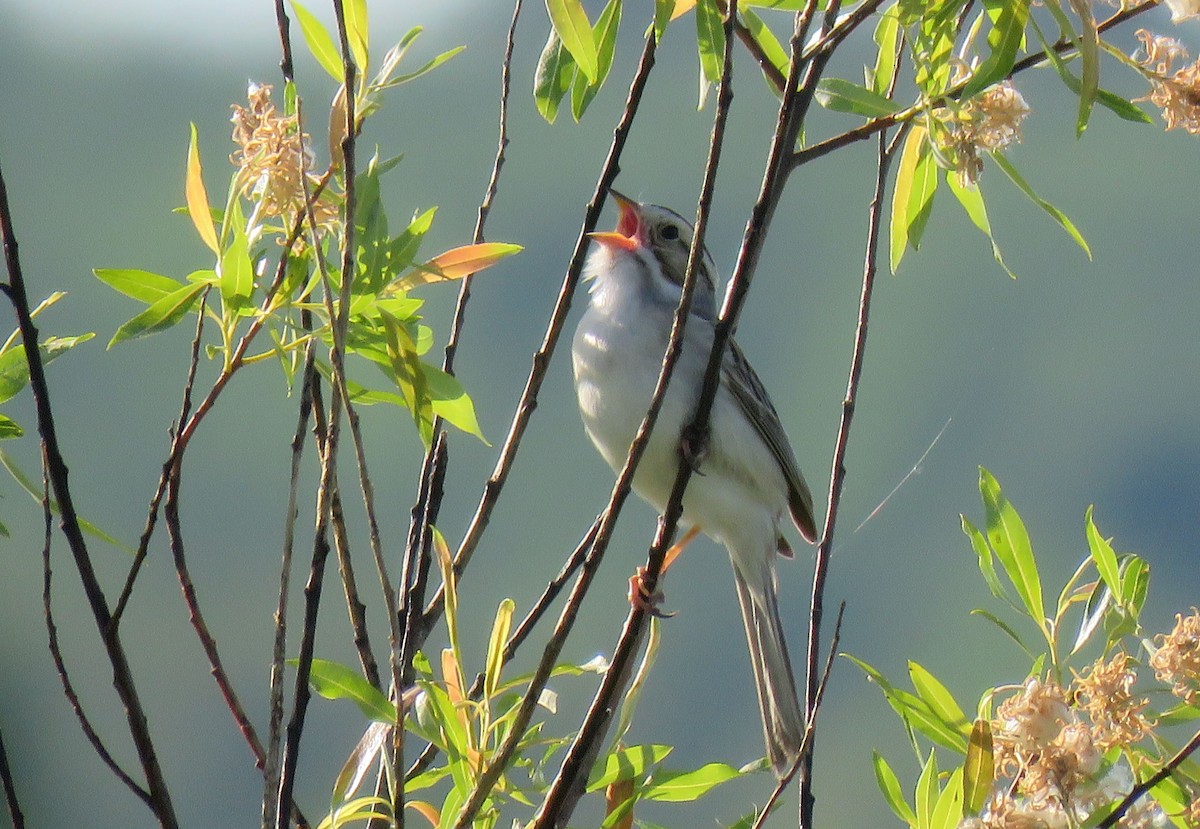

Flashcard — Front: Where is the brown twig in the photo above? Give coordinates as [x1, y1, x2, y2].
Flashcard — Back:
[752, 603, 845, 829]
[0, 719, 24, 829]
[0, 152, 179, 829]
[275, 3, 360, 822]
[1096, 725, 1200, 828]
[790, 0, 1157, 168]
[529, 11, 740, 825]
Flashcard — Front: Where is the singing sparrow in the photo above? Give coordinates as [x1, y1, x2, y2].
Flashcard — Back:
[571, 190, 817, 775]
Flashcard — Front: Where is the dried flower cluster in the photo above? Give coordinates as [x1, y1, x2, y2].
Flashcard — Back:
[230, 82, 339, 227]
[941, 81, 1031, 185]
[1150, 609, 1200, 704]
[1134, 30, 1200, 135]
[960, 661, 1166, 829]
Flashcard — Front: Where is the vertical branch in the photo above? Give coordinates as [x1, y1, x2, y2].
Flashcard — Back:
[0, 719, 23, 829]
[799, 118, 904, 829]
[0, 155, 179, 829]
[275, 2, 360, 822]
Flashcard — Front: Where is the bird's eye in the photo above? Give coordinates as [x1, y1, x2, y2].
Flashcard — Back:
[660, 224, 680, 241]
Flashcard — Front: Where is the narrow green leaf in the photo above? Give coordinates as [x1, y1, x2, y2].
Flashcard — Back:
[291, 658, 395, 723]
[219, 199, 254, 309]
[909, 662, 970, 736]
[915, 750, 939, 829]
[587, 745, 673, 792]
[643, 763, 741, 802]
[290, 0, 344, 81]
[0, 414, 24, 440]
[342, 0, 369, 72]
[380, 314, 433, 446]
[873, 751, 917, 824]
[990, 152, 1091, 258]
[962, 0, 1029, 98]
[963, 515, 1010, 602]
[654, 0, 674, 41]
[93, 269, 186, 304]
[930, 768, 964, 829]
[946, 173, 1015, 278]
[423, 365, 486, 443]
[1031, 20, 1151, 124]
[1118, 556, 1150, 612]
[108, 283, 206, 348]
[871, 3, 902, 94]
[375, 46, 464, 90]
[185, 123, 219, 255]
[1068, 0, 1098, 136]
[815, 78, 901, 117]
[1085, 505, 1121, 598]
[0, 333, 94, 406]
[483, 598, 515, 700]
[390, 207, 437, 271]
[739, 8, 787, 93]
[979, 467, 1044, 625]
[890, 125, 925, 273]
[546, 0, 598, 82]
[694, 0, 724, 86]
[1073, 578, 1111, 655]
[570, 0, 621, 121]
[533, 29, 577, 124]
[907, 140, 938, 253]
[963, 719, 994, 815]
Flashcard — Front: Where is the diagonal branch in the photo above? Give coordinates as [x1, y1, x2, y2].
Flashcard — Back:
[1096, 725, 1200, 828]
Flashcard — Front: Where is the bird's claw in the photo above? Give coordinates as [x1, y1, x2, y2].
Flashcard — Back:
[628, 567, 676, 618]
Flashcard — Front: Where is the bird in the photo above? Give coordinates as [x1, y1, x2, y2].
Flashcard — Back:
[571, 189, 817, 776]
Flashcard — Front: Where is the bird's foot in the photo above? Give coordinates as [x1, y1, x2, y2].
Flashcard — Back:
[628, 567, 675, 618]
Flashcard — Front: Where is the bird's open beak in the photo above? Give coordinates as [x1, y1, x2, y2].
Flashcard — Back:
[587, 189, 641, 252]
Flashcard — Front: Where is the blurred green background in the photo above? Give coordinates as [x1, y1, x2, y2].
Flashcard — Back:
[1, 1, 1198, 826]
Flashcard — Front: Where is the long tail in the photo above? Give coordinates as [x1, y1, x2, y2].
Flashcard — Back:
[732, 562, 805, 777]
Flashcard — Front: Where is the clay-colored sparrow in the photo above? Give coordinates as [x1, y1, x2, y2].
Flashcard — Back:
[572, 191, 817, 775]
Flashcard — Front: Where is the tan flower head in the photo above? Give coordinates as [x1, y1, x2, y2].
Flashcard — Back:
[230, 82, 338, 228]
[1073, 652, 1150, 749]
[1150, 608, 1200, 703]
[941, 81, 1031, 185]
[1134, 30, 1200, 134]
[995, 677, 1070, 756]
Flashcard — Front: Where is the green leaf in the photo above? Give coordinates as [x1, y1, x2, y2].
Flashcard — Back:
[962, 515, 1010, 602]
[979, 468, 1043, 625]
[990, 152, 1091, 258]
[845, 655, 967, 753]
[292, 658, 395, 723]
[533, 28, 577, 124]
[654, 0, 674, 41]
[0, 414, 23, 440]
[890, 125, 932, 273]
[1031, 20, 1151, 124]
[739, 8, 787, 93]
[906, 139, 938, 253]
[946, 173, 1015, 278]
[908, 662, 969, 736]
[94, 269, 187, 304]
[871, 3, 902, 94]
[483, 598, 514, 700]
[962, 719, 994, 815]
[423, 365, 486, 443]
[873, 751, 917, 824]
[1118, 555, 1150, 613]
[219, 199, 254, 310]
[587, 744, 673, 792]
[1084, 505, 1121, 598]
[380, 313, 433, 445]
[814, 78, 901, 117]
[969, 608, 1035, 658]
[342, 0, 369, 73]
[108, 283, 206, 348]
[962, 0, 1030, 99]
[1068, 0, 1098, 136]
[915, 750, 939, 829]
[694, 0, 724, 87]
[570, 0, 621, 121]
[390, 207, 437, 271]
[375, 46, 464, 90]
[546, 0, 598, 82]
[290, 0, 344, 81]
[185, 123, 219, 255]
[643, 763, 741, 802]
[930, 767, 964, 829]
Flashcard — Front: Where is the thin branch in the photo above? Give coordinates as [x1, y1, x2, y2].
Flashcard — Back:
[800, 118, 902, 829]
[752, 603, 845, 829]
[530, 11, 740, 825]
[0, 152, 179, 829]
[1096, 725, 1200, 828]
[276, 3, 360, 821]
[421, 28, 660, 632]
[0, 719, 24, 829]
[40, 459, 150, 807]
[791, 0, 1157, 168]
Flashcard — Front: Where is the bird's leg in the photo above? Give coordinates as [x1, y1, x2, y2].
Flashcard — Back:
[680, 421, 710, 475]
[627, 526, 702, 616]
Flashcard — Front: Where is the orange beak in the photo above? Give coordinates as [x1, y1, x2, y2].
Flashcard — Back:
[588, 189, 642, 252]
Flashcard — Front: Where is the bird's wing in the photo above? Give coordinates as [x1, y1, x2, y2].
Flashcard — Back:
[723, 340, 817, 543]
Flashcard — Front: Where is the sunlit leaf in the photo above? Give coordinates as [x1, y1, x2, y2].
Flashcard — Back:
[654, 0, 675, 41]
[740, 8, 787, 92]
[423, 364, 487, 443]
[185, 123, 219, 255]
[642, 763, 740, 802]
[330, 721, 390, 806]
[393, 242, 522, 293]
[990, 152, 1091, 259]
[930, 767, 964, 829]
[484, 598, 515, 700]
[219, 199, 254, 311]
[962, 0, 1030, 99]
[915, 750, 939, 828]
[0, 414, 23, 440]
[871, 3, 901, 94]
[547, 0, 598, 82]
[1068, 0, 1098, 136]
[570, 0, 621, 121]
[947, 173, 1015, 278]
[534, 29, 577, 124]
[873, 751, 917, 824]
[890, 125, 927, 273]
[342, 0, 369, 73]
[380, 313, 433, 445]
[963, 719, 994, 815]
[1085, 505, 1121, 598]
[290, 0, 343, 81]
[815, 78, 901, 117]
[979, 467, 1044, 627]
[291, 658, 396, 723]
[94, 269, 187, 304]
[909, 662, 969, 736]
[1031, 20, 1151, 125]
[587, 745, 673, 792]
[694, 0, 724, 88]
[0, 334, 93, 405]
[108, 283, 206, 348]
